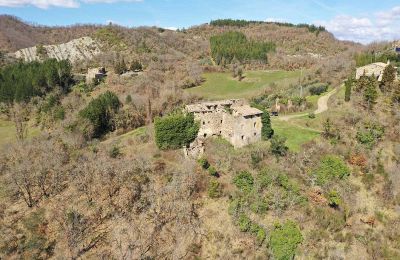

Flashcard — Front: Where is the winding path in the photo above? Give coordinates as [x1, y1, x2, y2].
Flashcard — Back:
[278, 87, 339, 121]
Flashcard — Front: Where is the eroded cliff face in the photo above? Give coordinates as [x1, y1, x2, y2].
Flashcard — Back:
[14, 36, 101, 63]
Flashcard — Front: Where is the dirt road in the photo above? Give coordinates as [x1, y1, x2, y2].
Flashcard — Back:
[278, 87, 339, 121]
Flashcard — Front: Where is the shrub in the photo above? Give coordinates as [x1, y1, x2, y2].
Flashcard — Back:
[233, 171, 254, 193]
[250, 151, 262, 168]
[208, 166, 218, 177]
[108, 145, 121, 158]
[270, 135, 289, 157]
[356, 122, 384, 148]
[261, 111, 274, 140]
[256, 228, 267, 245]
[270, 221, 303, 260]
[309, 84, 328, 95]
[125, 94, 132, 104]
[315, 155, 350, 185]
[198, 157, 210, 169]
[308, 112, 316, 119]
[238, 214, 251, 232]
[250, 196, 269, 214]
[130, 60, 143, 71]
[228, 198, 244, 217]
[79, 91, 121, 138]
[327, 190, 342, 208]
[208, 179, 222, 198]
[154, 113, 200, 150]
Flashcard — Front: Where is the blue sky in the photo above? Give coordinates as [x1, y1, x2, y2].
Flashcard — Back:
[1, 0, 400, 43]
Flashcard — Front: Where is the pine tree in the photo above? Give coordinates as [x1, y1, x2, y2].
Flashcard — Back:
[364, 77, 378, 110]
[380, 64, 396, 93]
[261, 111, 274, 140]
[344, 78, 352, 102]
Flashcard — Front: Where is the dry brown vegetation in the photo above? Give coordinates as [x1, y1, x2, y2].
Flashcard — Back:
[1, 16, 400, 259]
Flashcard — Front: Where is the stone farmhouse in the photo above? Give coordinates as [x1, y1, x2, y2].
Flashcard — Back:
[356, 61, 398, 82]
[86, 67, 106, 84]
[184, 99, 263, 157]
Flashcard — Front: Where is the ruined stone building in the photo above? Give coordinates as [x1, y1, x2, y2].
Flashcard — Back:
[356, 61, 398, 82]
[184, 99, 263, 157]
[86, 67, 106, 84]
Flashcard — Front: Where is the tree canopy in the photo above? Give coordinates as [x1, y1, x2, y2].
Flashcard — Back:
[0, 59, 73, 104]
[154, 112, 200, 150]
[210, 31, 275, 65]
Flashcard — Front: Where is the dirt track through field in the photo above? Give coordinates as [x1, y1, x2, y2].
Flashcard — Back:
[278, 87, 339, 121]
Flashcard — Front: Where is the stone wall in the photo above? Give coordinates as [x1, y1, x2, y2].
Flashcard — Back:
[186, 99, 263, 156]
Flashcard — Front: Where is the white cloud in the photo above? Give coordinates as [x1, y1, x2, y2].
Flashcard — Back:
[0, 0, 79, 8]
[317, 6, 400, 44]
[0, 0, 141, 8]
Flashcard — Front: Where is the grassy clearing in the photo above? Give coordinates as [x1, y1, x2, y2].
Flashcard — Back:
[187, 70, 301, 100]
[272, 118, 320, 152]
[0, 119, 40, 147]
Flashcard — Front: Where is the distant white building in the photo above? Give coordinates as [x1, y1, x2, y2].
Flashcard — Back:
[356, 61, 397, 82]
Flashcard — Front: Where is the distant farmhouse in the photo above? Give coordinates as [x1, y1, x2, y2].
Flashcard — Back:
[86, 67, 106, 84]
[356, 61, 398, 82]
[184, 99, 263, 157]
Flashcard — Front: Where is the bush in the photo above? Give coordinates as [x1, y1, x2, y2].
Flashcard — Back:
[208, 180, 222, 198]
[108, 145, 121, 158]
[198, 157, 210, 169]
[154, 113, 200, 150]
[270, 221, 303, 260]
[308, 112, 316, 119]
[356, 122, 384, 148]
[130, 60, 143, 71]
[309, 84, 328, 95]
[327, 190, 342, 208]
[79, 91, 121, 138]
[261, 111, 274, 140]
[208, 166, 218, 177]
[315, 155, 350, 185]
[270, 135, 289, 157]
[233, 171, 254, 193]
[238, 214, 251, 232]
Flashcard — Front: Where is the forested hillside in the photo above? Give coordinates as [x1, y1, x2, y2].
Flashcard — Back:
[1, 16, 400, 260]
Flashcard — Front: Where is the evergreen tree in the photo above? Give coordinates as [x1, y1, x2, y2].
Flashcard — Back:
[364, 77, 378, 110]
[380, 64, 397, 93]
[261, 111, 274, 140]
[344, 78, 352, 102]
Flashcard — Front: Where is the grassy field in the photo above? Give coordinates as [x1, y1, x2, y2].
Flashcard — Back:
[271, 118, 320, 152]
[0, 119, 40, 147]
[187, 70, 301, 100]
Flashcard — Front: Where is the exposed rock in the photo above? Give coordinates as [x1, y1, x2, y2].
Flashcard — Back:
[14, 36, 101, 63]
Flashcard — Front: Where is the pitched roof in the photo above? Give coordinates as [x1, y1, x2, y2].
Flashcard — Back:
[233, 106, 263, 116]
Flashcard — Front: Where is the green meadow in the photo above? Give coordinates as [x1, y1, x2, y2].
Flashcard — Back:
[187, 70, 301, 100]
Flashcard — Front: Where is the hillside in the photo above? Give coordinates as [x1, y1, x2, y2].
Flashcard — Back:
[1, 15, 400, 260]
[0, 15, 100, 52]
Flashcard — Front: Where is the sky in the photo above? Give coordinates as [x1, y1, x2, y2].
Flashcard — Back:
[1, 0, 400, 44]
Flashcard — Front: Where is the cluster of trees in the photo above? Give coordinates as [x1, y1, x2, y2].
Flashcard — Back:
[352, 64, 399, 109]
[210, 31, 275, 65]
[0, 59, 73, 103]
[209, 19, 326, 35]
[79, 91, 121, 138]
[154, 112, 200, 150]
[210, 19, 264, 27]
[354, 51, 400, 67]
[114, 59, 143, 75]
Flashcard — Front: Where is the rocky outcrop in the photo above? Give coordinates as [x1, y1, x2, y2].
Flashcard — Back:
[14, 36, 101, 63]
